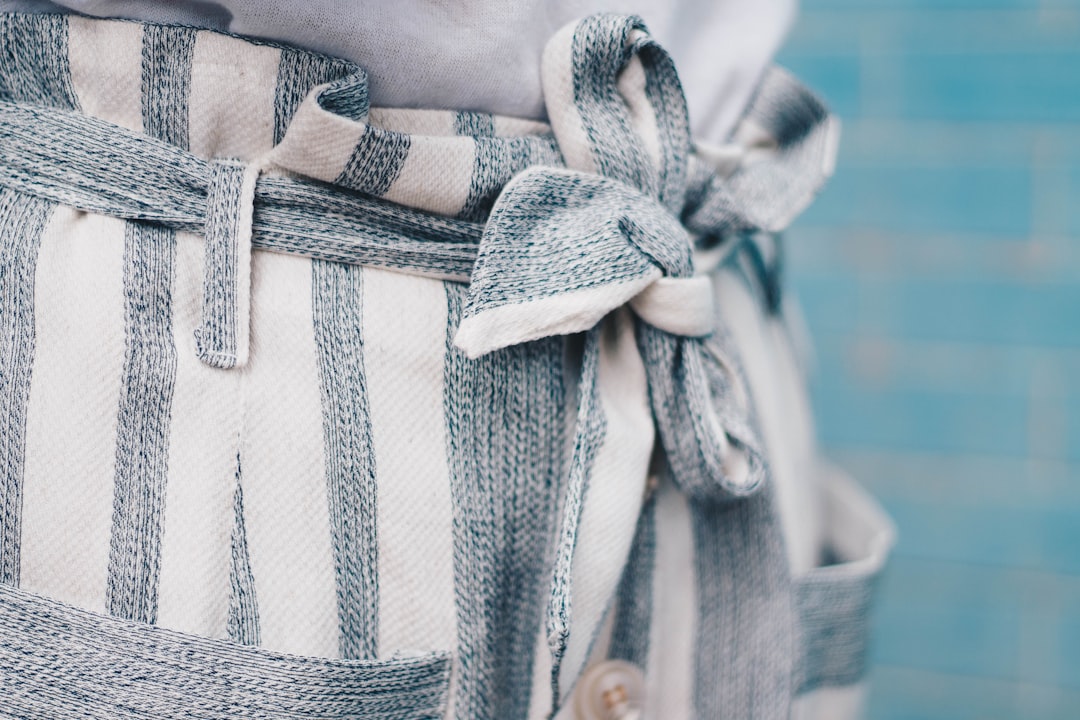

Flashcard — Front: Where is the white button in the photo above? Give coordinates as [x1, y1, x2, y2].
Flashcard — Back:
[573, 660, 646, 720]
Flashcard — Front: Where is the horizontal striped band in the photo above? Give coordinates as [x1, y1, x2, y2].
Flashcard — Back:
[0, 581, 451, 719]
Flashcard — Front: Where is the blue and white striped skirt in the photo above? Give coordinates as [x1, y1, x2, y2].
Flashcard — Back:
[0, 11, 894, 720]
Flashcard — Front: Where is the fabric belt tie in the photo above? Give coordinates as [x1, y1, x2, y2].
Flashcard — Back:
[195, 159, 261, 369]
[0, 100, 487, 372]
[0, 13, 843, 716]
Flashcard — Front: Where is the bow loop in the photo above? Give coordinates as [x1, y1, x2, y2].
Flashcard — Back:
[638, 329, 767, 499]
[542, 15, 692, 210]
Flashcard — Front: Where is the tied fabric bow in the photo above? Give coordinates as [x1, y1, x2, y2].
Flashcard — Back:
[454, 161, 762, 500]
[449, 14, 839, 710]
[454, 15, 768, 501]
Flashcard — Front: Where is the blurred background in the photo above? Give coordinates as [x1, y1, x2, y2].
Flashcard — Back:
[778, 1, 1080, 718]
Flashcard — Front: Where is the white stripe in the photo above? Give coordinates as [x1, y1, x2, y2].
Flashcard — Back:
[155, 230, 239, 637]
[382, 135, 475, 216]
[712, 267, 822, 575]
[540, 22, 596, 175]
[557, 309, 653, 699]
[369, 108, 457, 136]
[528, 624, 555, 720]
[364, 269, 456, 655]
[791, 682, 867, 720]
[628, 276, 715, 338]
[645, 480, 696, 720]
[454, 272, 659, 359]
[67, 16, 143, 132]
[188, 33, 280, 160]
[767, 313, 825, 576]
[493, 115, 551, 138]
[19, 209, 126, 614]
[241, 251, 338, 657]
[819, 463, 895, 573]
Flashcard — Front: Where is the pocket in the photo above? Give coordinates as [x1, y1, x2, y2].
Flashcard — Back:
[0, 582, 452, 719]
[794, 464, 896, 698]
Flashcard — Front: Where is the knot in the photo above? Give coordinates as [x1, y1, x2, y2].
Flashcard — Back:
[193, 158, 261, 369]
[452, 167, 710, 358]
[628, 276, 715, 337]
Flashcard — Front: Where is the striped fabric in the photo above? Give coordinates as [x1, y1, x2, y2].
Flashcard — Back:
[0, 10, 894, 720]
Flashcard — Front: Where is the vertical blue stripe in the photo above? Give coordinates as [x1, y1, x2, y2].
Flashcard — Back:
[607, 494, 656, 668]
[0, 10, 80, 589]
[0, 190, 52, 586]
[690, 488, 796, 720]
[106, 221, 178, 623]
[455, 112, 497, 222]
[327, 72, 410, 198]
[140, 25, 196, 149]
[455, 112, 562, 223]
[311, 260, 379, 661]
[570, 15, 653, 195]
[316, 71, 369, 123]
[636, 37, 690, 213]
[443, 283, 566, 719]
[0, 14, 80, 109]
[227, 454, 260, 647]
[105, 24, 190, 623]
[453, 111, 495, 138]
[685, 307, 797, 719]
[335, 127, 411, 197]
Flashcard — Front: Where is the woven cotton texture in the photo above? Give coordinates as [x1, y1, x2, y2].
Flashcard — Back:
[0, 11, 893, 720]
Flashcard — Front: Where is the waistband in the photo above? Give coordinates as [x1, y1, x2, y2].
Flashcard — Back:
[0, 12, 558, 218]
[0, 10, 837, 371]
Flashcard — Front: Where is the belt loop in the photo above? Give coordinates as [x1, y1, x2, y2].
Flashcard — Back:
[194, 158, 261, 370]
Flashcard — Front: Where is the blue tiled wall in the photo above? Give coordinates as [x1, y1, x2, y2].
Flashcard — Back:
[778, 1, 1080, 717]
